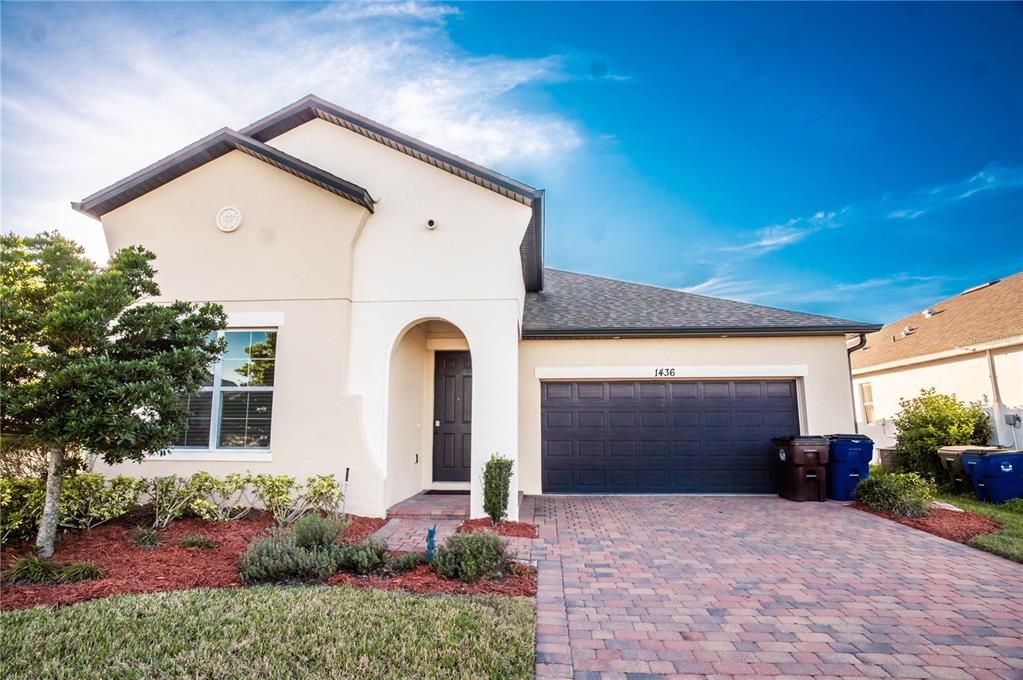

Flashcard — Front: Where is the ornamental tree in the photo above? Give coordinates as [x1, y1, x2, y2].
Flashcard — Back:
[0, 233, 225, 556]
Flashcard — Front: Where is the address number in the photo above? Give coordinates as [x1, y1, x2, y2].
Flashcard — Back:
[654, 368, 676, 377]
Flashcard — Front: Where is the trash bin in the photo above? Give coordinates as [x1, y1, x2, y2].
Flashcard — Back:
[825, 434, 874, 501]
[772, 436, 828, 502]
[877, 448, 900, 470]
[961, 450, 1023, 504]
[938, 445, 1005, 494]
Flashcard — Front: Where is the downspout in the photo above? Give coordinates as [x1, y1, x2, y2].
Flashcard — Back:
[846, 333, 868, 434]
[985, 349, 1005, 446]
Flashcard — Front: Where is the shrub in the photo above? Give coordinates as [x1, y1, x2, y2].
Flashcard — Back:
[292, 513, 343, 550]
[250, 474, 300, 524]
[133, 526, 161, 550]
[1002, 498, 1023, 515]
[300, 475, 345, 517]
[337, 537, 388, 574]
[893, 388, 992, 480]
[432, 531, 510, 583]
[4, 555, 59, 584]
[239, 535, 342, 583]
[187, 472, 254, 522]
[250, 474, 345, 524]
[386, 552, 425, 573]
[482, 453, 514, 525]
[854, 469, 936, 518]
[150, 475, 201, 529]
[176, 535, 217, 549]
[57, 561, 104, 583]
[60, 474, 148, 530]
[0, 477, 45, 545]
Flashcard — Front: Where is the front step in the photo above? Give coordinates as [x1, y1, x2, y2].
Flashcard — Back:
[385, 491, 469, 520]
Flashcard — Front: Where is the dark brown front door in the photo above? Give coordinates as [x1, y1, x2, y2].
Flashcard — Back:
[433, 351, 472, 482]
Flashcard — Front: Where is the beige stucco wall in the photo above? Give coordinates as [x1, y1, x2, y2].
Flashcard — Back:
[853, 344, 1023, 448]
[517, 335, 857, 495]
[386, 325, 428, 508]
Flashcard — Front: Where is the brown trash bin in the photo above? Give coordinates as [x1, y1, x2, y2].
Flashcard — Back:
[773, 436, 829, 502]
[937, 445, 1005, 493]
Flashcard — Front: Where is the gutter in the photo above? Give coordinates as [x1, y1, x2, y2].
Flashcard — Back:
[846, 333, 868, 434]
[522, 324, 883, 339]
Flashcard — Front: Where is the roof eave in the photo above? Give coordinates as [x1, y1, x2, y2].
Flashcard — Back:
[522, 324, 884, 339]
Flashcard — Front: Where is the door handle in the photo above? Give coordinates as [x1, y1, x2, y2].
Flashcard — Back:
[435, 420, 440, 427]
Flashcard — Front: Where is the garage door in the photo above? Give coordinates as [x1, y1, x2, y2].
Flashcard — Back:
[541, 380, 799, 493]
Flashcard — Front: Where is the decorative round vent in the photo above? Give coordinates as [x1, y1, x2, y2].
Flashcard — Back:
[215, 207, 243, 232]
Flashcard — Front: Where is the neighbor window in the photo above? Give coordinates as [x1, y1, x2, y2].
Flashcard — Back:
[859, 382, 875, 423]
[173, 330, 277, 449]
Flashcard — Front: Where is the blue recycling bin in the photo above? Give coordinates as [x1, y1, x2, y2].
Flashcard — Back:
[825, 434, 874, 501]
[961, 451, 1023, 504]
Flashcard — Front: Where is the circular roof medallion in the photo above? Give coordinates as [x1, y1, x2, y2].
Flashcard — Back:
[215, 207, 243, 232]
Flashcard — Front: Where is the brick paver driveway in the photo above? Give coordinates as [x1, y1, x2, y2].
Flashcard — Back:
[527, 495, 1023, 680]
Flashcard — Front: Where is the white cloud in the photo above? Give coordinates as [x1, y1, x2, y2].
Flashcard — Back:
[1, 3, 585, 261]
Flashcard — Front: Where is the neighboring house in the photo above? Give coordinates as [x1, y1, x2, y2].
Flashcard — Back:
[850, 272, 1023, 450]
[74, 95, 879, 519]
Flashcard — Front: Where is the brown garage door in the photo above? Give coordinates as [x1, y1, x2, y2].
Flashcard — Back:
[541, 380, 799, 493]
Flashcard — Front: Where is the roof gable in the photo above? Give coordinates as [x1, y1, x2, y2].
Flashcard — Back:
[241, 95, 545, 291]
[523, 269, 882, 337]
[73, 128, 375, 219]
[851, 271, 1023, 370]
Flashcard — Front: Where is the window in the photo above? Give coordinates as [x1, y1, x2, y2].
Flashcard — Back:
[859, 382, 875, 423]
[173, 330, 277, 449]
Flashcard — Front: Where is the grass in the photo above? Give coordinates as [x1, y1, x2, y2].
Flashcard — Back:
[0, 586, 536, 680]
[938, 493, 1023, 564]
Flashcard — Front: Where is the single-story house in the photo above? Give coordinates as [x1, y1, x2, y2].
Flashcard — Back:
[851, 272, 1023, 449]
[75, 95, 880, 519]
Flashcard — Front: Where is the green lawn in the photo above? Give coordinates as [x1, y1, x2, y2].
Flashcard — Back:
[0, 586, 536, 680]
[938, 493, 1023, 564]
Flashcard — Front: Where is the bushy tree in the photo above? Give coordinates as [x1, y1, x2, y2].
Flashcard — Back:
[893, 388, 992, 481]
[0, 233, 225, 556]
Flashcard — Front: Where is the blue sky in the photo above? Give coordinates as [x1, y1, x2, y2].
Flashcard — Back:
[2, 2, 1021, 323]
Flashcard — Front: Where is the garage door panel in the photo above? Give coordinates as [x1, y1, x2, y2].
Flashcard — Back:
[541, 380, 797, 493]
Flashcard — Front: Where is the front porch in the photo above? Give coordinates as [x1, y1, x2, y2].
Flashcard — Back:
[385, 490, 470, 520]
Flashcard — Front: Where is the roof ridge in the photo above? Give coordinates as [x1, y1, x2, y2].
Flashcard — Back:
[544, 267, 872, 327]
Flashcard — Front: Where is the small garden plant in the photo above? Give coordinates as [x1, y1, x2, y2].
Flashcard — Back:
[133, 526, 160, 551]
[433, 531, 511, 583]
[893, 388, 991, 481]
[176, 535, 217, 549]
[482, 453, 514, 525]
[854, 468, 936, 518]
[4, 555, 104, 585]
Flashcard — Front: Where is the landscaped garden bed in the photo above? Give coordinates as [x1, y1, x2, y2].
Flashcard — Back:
[0, 586, 536, 680]
[457, 517, 539, 538]
[855, 504, 1000, 543]
[329, 560, 536, 596]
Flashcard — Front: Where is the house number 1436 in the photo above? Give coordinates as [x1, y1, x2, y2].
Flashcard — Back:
[654, 368, 676, 377]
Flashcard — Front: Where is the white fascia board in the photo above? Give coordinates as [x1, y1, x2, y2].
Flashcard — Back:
[534, 365, 809, 380]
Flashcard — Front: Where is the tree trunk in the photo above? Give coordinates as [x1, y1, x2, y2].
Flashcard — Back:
[36, 445, 65, 558]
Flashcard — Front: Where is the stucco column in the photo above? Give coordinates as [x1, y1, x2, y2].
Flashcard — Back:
[464, 309, 520, 521]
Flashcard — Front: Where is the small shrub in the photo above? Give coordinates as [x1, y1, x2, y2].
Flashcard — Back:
[250, 474, 300, 524]
[386, 552, 425, 573]
[0, 477, 45, 545]
[239, 535, 342, 584]
[337, 537, 388, 574]
[57, 561, 104, 583]
[301, 475, 345, 517]
[60, 474, 148, 530]
[150, 475, 201, 529]
[854, 469, 936, 518]
[292, 513, 344, 550]
[432, 531, 510, 583]
[176, 534, 217, 549]
[893, 388, 992, 481]
[4, 555, 59, 584]
[133, 526, 161, 550]
[187, 472, 254, 522]
[482, 453, 514, 525]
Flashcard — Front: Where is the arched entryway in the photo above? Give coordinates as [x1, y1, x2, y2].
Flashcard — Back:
[385, 318, 472, 509]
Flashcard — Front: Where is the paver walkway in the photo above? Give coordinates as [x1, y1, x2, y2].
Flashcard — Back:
[526, 495, 1023, 680]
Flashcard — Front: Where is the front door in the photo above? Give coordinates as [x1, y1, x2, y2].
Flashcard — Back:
[432, 351, 472, 482]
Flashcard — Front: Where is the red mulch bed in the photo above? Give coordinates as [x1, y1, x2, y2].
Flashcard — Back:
[0, 513, 386, 611]
[855, 504, 1000, 543]
[457, 518, 539, 539]
[328, 561, 536, 597]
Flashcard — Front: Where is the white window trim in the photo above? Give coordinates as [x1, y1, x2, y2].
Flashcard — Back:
[534, 365, 809, 380]
[860, 382, 876, 423]
[166, 326, 278, 459]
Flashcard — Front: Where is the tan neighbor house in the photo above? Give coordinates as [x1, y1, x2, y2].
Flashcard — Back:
[851, 272, 1023, 450]
[74, 95, 880, 519]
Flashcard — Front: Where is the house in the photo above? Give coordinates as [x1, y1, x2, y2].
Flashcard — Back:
[74, 95, 880, 519]
[850, 272, 1023, 450]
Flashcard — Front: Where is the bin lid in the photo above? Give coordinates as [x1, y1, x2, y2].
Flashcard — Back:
[825, 434, 873, 442]
[937, 445, 1005, 455]
[772, 435, 829, 445]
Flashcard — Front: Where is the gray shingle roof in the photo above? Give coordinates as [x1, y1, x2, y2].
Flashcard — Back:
[523, 269, 882, 338]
